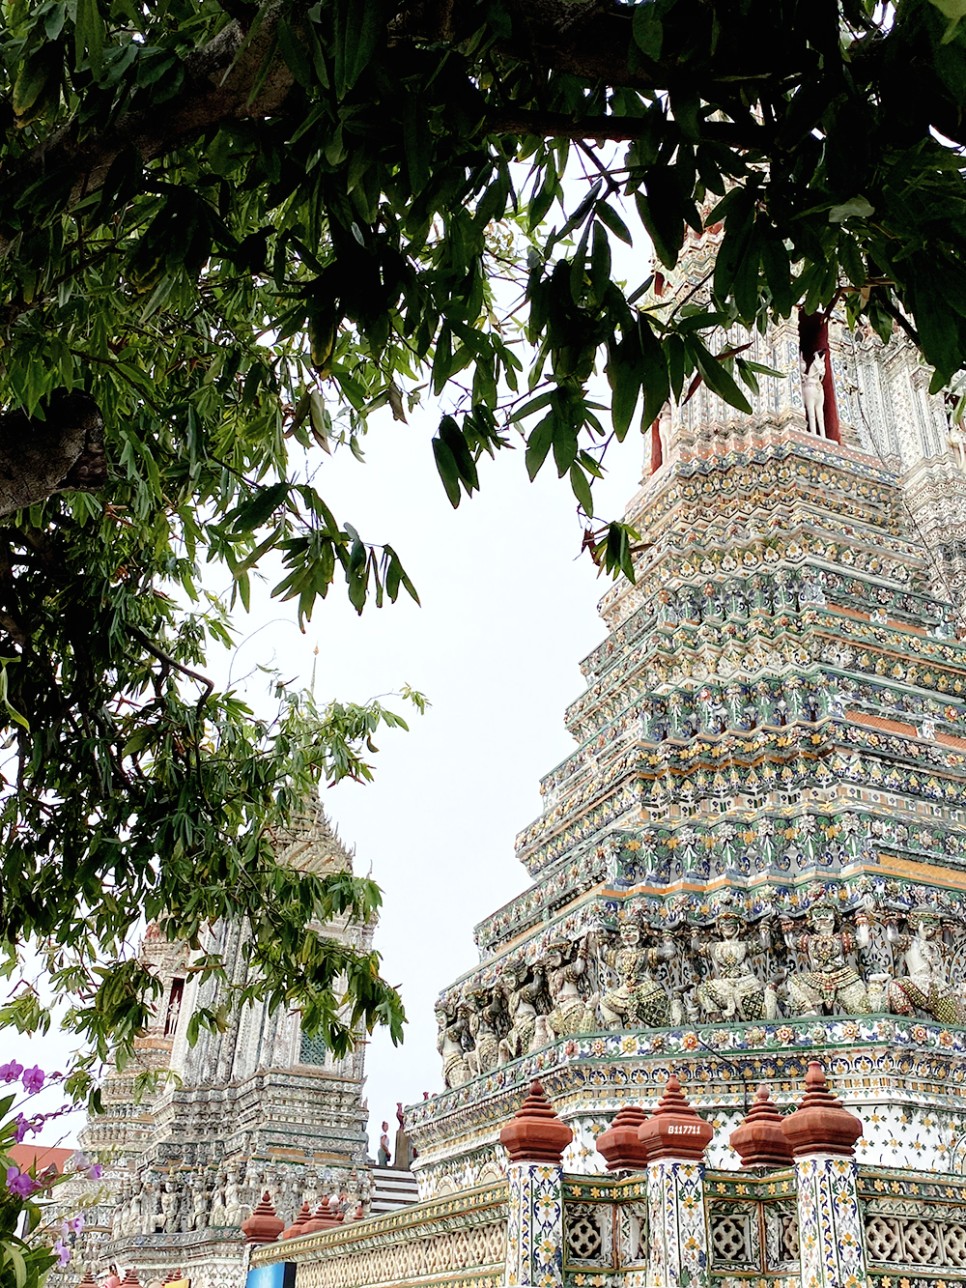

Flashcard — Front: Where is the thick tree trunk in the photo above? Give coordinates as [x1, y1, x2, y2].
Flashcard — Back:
[0, 392, 106, 516]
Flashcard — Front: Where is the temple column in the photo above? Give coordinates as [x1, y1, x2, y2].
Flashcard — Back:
[499, 1081, 572, 1288]
[782, 1062, 869, 1288]
[638, 1074, 713, 1288]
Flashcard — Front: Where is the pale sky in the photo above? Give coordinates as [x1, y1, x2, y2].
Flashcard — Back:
[266, 411, 645, 1154]
[19, 402, 647, 1162]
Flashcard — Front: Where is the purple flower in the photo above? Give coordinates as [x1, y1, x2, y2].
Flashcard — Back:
[0, 1060, 23, 1083]
[53, 1239, 71, 1266]
[14, 1114, 30, 1144]
[87, 1163, 103, 1180]
[21, 1066, 45, 1094]
[5, 1166, 39, 1199]
[67, 1214, 85, 1234]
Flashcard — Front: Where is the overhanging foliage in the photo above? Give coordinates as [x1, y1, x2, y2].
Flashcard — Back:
[0, 0, 964, 1080]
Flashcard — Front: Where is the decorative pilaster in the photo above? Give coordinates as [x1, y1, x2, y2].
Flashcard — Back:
[783, 1063, 869, 1288]
[794, 1155, 869, 1288]
[645, 1160, 708, 1288]
[500, 1081, 573, 1288]
[638, 1075, 713, 1288]
[504, 1163, 567, 1288]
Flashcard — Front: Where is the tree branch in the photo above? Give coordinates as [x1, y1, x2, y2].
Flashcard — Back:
[0, 4, 296, 257]
[0, 393, 105, 518]
[127, 625, 215, 718]
[486, 107, 763, 147]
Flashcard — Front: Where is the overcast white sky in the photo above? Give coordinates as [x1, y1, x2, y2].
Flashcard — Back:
[259, 411, 645, 1154]
[17, 400, 646, 1162]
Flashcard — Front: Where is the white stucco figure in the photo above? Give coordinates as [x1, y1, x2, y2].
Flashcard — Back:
[801, 350, 827, 436]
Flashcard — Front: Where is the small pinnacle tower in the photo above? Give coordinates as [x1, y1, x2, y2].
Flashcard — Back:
[57, 800, 376, 1288]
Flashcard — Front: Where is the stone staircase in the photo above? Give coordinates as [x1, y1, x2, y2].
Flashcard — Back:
[370, 1167, 419, 1214]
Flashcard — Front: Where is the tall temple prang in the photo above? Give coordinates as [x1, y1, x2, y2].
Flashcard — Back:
[402, 225, 966, 1199]
[75, 228, 966, 1288]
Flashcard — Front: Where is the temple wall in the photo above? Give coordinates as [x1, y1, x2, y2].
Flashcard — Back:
[250, 1182, 508, 1288]
[247, 1160, 966, 1288]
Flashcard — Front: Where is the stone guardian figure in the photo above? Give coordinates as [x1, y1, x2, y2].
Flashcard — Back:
[887, 906, 966, 1024]
[692, 912, 775, 1022]
[594, 916, 672, 1029]
[783, 902, 869, 1015]
[544, 935, 597, 1037]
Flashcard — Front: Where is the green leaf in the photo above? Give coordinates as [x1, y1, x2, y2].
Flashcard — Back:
[761, 234, 794, 315]
[229, 482, 290, 533]
[122, 725, 157, 759]
[333, 0, 388, 96]
[635, 186, 677, 271]
[432, 435, 462, 507]
[828, 195, 875, 223]
[439, 415, 479, 491]
[525, 412, 555, 480]
[6, 1244, 28, 1288]
[550, 180, 602, 251]
[640, 318, 670, 426]
[589, 222, 612, 303]
[569, 462, 594, 514]
[632, 2, 663, 59]
[733, 222, 762, 321]
[928, 0, 966, 40]
[692, 342, 754, 414]
[552, 417, 579, 476]
[12, 54, 50, 119]
[596, 202, 634, 245]
[608, 334, 643, 438]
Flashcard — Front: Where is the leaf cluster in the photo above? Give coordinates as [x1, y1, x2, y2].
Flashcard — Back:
[0, 0, 964, 1070]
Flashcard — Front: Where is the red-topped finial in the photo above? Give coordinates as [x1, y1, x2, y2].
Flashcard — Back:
[499, 1079, 573, 1164]
[637, 1073, 713, 1162]
[162, 1272, 184, 1285]
[76, 1270, 97, 1288]
[302, 1196, 344, 1234]
[730, 1085, 794, 1169]
[281, 1200, 313, 1241]
[241, 1192, 284, 1245]
[120, 1271, 140, 1288]
[596, 1103, 651, 1172]
[781, 1062, 863, 1159]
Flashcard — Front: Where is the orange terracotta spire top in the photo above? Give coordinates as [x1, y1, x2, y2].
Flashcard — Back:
[281, 1199, 313, 1240]
[730, 1085, 794, 1169]
[302, 1196, 344, 1234]
[596, 1103, 651, 1172]
[76, 1269, 97, 1288]
[637, 1073, 713, 1162]
[781, 1062, 863, 1159]
[499, 1079, 573, 1164]
[241, 1192, 284, 1245]
[120, 1270, 140, 1288]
